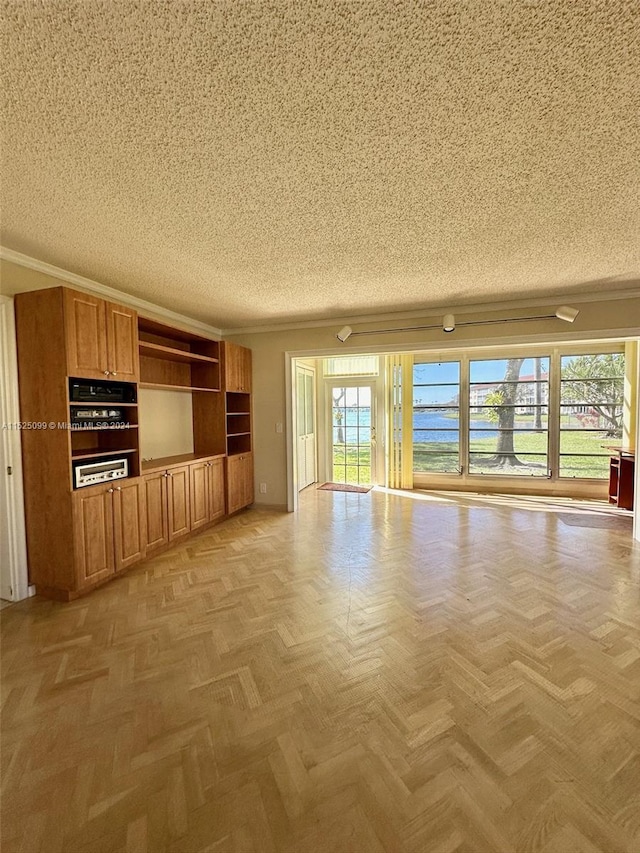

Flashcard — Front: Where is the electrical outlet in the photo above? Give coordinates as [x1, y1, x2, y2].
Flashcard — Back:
[259, 482, 267, 494]
[276, 422, 283, 433]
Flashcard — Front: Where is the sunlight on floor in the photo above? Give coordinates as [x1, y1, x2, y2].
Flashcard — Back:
[372, 485, 634, 518]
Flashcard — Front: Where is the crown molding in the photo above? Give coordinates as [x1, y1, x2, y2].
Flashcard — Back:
[222, 285, 640, 336]
[0, 247, 223, 339]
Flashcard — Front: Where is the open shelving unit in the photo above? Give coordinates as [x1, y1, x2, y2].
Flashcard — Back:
[138, 318, 220, 392]
[138, 316, 226, 461]
[225, 390, 252, 456]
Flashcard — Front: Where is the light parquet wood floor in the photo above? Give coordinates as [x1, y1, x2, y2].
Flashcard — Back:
[1, 488, 639, 853]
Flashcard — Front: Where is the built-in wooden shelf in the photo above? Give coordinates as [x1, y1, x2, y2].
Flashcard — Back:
[141, 452, 225, 473]
[139, 341, 219, 364]
[70, 425, 139, 432]
[68, 400, 139, 407]
[226, 411, 251, 416]
[71, 447, 138, 461]
[139, 382, 219, 393]
[227, 431, 251, 437]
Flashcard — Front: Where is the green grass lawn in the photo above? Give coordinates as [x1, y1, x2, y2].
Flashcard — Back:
[333, 430, 618, 481]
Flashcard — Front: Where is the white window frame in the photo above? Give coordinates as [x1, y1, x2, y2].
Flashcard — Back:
[412, 342, 625, 493]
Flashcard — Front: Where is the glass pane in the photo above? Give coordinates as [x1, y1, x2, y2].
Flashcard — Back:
[561, 353, 624, 379]
[304, 374, 314, 432]
[559, 455, 610, 479]
[559, 431, 616, 456]
[413, 360, 461, 475]
[560, 353, 624, 445]
[470, 408, 548, 430]
[332, 384, 373, 485]
[469, 430, 548, 455]
[297, 373, 306, 436]
[414, 430, 459, 448]
[414, 362, 460, 384]
[414, 408, 459, 428]
[324, 356, 379, 376]
[469, 453, 548, 476]
[470, 357, 549, 384]
[414, 452, 460, 473]
[560, 407, 623, 432]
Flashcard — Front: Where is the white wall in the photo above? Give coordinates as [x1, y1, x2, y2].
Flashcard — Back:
[227, 295, 640, 508]
[138, 389, 194, 461]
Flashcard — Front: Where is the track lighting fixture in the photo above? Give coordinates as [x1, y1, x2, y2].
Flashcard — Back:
[335, 306, 580, 342]
[555, 305, 580, 323]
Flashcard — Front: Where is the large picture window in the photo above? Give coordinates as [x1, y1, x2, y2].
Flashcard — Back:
[559, 353, 624, 478]
[413, 362, 460, 473]
[469, 357, 549, 476]
[411, 347, 625, 481]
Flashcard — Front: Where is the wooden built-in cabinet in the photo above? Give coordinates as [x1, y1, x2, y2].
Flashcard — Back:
[72, 478, 146, 591]
[226, 453, 254, 515]
[144, 471, 169, 552]
[190, 457, 226, 530]
[223, 341, 252, 393]
[222, 343, 254, 513]
[15, 285, 253, 600]
[142, 455, 226, 552]
[65, 289, 139, 382]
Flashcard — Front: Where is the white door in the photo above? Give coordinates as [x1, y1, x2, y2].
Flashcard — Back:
[0, 297, 28, 601]
[296, 365, 317, 490]
[329, 382, 376, 485]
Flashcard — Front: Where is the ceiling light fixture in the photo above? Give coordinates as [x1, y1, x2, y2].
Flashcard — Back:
[555, 305, 580, 323]
[335, 307, 579, 341]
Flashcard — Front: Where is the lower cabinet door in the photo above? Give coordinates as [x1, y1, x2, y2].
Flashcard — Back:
[112, 478, 147, 571]
[242, 453, 254, 507]
[208, 458, 226, 521]
[190, 461, 210, 531]
[226, 453, 253, 514]
[72, 487, 115, 588]
[167, 466, 190, 540]
[144, 471, 169, 551]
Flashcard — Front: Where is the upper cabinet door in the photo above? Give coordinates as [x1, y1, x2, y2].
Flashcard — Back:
[106, 301, 139, 381]
[64, 290, 109, 380]
[225, 342, 252, 392]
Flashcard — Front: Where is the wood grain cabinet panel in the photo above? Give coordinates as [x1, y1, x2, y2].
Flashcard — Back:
[144, 472, 169, 551]
[190, 461, 210, 531]
[113, 479, 147, 571]
[106, 302, 139, 381]
[224, 342, 252, 392]
[208, 457, 226, 521]
[72, 488, 115, 588]
[73, 479, 147, 588]
[167, 466, 190, 540]
[64, 290, 110, 381]
[226, 453, 253, 515]
[64, 289, 139, 381]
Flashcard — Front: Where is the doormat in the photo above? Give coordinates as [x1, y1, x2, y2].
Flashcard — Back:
[317, 483, 372, 494]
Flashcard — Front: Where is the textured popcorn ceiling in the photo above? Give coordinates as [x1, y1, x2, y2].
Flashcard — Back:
[1, 1, 639, 328]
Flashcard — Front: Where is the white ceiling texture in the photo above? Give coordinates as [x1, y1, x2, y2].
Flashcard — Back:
[1, 1, 639, 328]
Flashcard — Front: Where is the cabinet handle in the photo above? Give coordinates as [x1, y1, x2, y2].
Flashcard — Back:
[104, 370, 110, 376]
[163, 472, 169, 478]
[107, 487, 114, 493]
[116, 486, 122, 491]
[112, 372, 117, 377]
